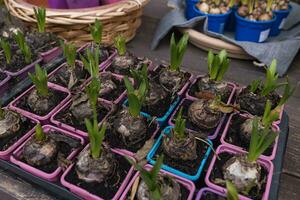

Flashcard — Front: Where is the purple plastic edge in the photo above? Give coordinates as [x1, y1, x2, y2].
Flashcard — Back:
[4, 58, 42, 78]
[0, 72, 11, 94]
[196, 187, 250, 200]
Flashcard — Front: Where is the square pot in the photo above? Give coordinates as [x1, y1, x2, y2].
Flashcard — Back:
[0, 72, 11, 95]
[196, 187, 250, 200]
[61, 145, 135, 200]
[147, 126, 212, 181]
[119, 164, 196, 200]
[10, 125, 85, 182]
[205, 145, 274, 200]
[40, 45, 63, 63]
[168, 98, 226, 140]
[51, 98, 114, 138]
[220, 113, 280, 161]
[9, 82, 71, 124]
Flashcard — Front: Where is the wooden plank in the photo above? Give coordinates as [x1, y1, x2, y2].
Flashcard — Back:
[278, 174, 300, 200]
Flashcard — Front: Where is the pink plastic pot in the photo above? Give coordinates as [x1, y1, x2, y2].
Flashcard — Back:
[120, 164, 196, 200]
[0, 72, 11, 95]
[10, 125, 85, 182]
[168, 98, 226, 140]
[196, 187, 250, 200]
[0, 110, 39, 160]
[50, 98, 114, 138]
[48, 60, 90, 92]
[4, 57, 42, 78]
[153, 64, 194, 96]
[186, 75, 237, 104]
[220, 113, 280, 161]
[40, 46, 63, 63]
[61, 145, 135, 200]
[66, 0, 100, 8]
[9, 82, 71, 124]
[101, 0, 120, 5]
[205, 145, 274, 200]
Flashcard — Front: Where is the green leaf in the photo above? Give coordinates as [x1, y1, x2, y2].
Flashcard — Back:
[226, 181, 239, 200]
[249, 79, 261, 93]
[150, 155, 164, 181]
[35, 124, 46, 142]
[91, 19, 103, 45]
[33, 7, 46, 33]
[174, 107, 186, 139]
[207, 50, 214, 76]
[80, 47, 99, 78]
[216, 55, 230, 81]
[210, 55, 220, 80]
[62, 42, 76, 68]
[262, 100, 279, 127]
[0, 39, 11, 64]
[127, 94, 142, 117]
[28, 64, 48, 97]
[114, 35, 126, 56]
[14, 31, 32, 63]
[124, 76, 134, 94]
[277, 77, 299, 107]
[85, 77, 101, 112]
[208, 49, 230, 81]
[169, 32, 189, 71]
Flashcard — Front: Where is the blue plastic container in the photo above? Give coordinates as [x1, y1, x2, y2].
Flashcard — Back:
[270, 5, 292, 37]
[193, 5, 232, 34]
[235, 12, 277, 42]
[225, 5, 238, 32]
[185, 0, 199, 20]
[147, 126, 212, 181]
[123, 97, 180, 127]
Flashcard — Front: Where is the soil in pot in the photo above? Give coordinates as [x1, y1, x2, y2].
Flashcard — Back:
[55, 94, 111, 132]
[0, 72, 7, 81]
[200, 191, 226, 200]
[18, 131, 82, 173]
[210, 152, 267, 200]
[189, 76, 232, 102]
[26, 32, 60, 54]
[106, 107, 157, 152]
[0, 111, 35, 151]
[225, 115, 274, 156]
[17, 88, 67, 116]
[97, 73, 125, 101]
[237, 86, 280, 116]
[49, 62, 90, 91]
[65, 152, 131, 199]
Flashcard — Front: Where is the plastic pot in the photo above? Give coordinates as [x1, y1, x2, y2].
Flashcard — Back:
[10, 125, 85, 182]
[193, 5, 232, 34]
[0, 72, 11, 95]
[270, 5, 292, 37]
[3, 57, 42, 79]
[185, 0, 199, 20]
[220, 113, 280, 161]
[40, 45, 63, 63]
[120, 164, 196, 200]
[185, 75, 237, 104]
[50, 98, 113, 138]
[61, 145, 135, 200]
[205, 145, 274, 200]
[225, 5, 238, 32]
[48, 0, 68, 9]
[66, 0, 100, 9]
[147, 126, 212, 181]
[196, 187, 250, 200]
[9, 82, 71, 124]
[168, 98, 226, 140]
[235, 12, 276, 42]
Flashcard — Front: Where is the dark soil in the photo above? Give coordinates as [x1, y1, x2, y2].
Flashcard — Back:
[80, 44, 115, 64]
[153, 139, 209, 175]
[48, 62, 90, 91]
[171, 99, 219, 137]
[0, 117, 35, 151]
[19, 131, 81, 173]
[0, 72, 7, 81]
[225, 114, 274, 156]
[65, 154, 131, 199]
[142, 93, 174, 118]
[17, 88, 67, 116]
[106, 116, 157, 153]
[99, 75, 126, 102]
[237, 86, 280, 116]
[210, 152, 267, 200]
[188, 77, 232, 103]
[54, 101, 110, 132]
[200, 191, 226, 200]
[26, 32, 60, 54]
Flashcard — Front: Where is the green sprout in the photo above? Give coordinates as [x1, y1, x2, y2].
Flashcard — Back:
[226, 181, 239, 200]
[28, 64, 48, 97]
[130, 64, 149, 89]
[91, 19, 103, 46]
[128, 155, 164, 200]
[249, 79, 262, 93]
[174, 108, 186, 139]
[33, 7, 46, 33]
[80, 47, 100, 78]
[61, 42, 77, 69]
[14, 31, 32, 64]
[124, 75, 148, 118]
[207, 49, 230, 81]
[247, 117, 277, 162]
[0, 39, 11, 64]
[114, 35, 126, 56]
[85, 120, 106, 159]
[276, 77, 299, 107]
[262, 100, 279, 127]
[35, 124, 46, 142]
[228, 0, 235, 8]
[85, 77, 101, 115]
[248, 0, 255, 14]
[266, 0, 273, 12]
[170, 32, 189, 71]
[0, 102, 4, 120]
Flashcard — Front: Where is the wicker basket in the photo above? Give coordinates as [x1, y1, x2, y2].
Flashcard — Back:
[5, 0, 149, 46]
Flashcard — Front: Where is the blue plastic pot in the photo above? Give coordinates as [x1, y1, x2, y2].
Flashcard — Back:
[235, 12, 277, 42]
[270, 5, 292, 37]
[225, 5, 238, 32]
[193, 5, 232, 34]
[123, 97, 180, 127]
[147, 126, 212, 181]
[185, 0, 199, 20]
